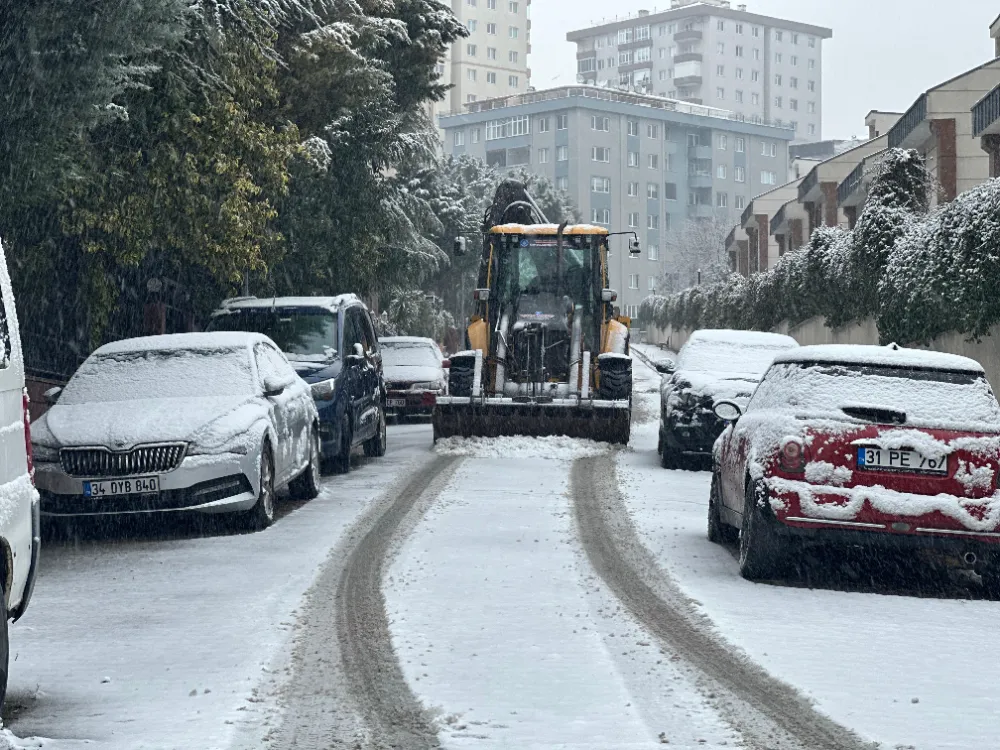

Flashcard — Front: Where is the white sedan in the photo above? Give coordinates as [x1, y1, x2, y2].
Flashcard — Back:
[31, 332, 320, 531]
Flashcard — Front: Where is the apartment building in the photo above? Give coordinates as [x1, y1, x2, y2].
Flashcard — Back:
[431, 0, 532, 131]
[439, 85, 793, 314]
[567, 0, 832, 143]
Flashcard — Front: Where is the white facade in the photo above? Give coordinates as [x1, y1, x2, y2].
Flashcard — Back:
[568, 2, 831, 143]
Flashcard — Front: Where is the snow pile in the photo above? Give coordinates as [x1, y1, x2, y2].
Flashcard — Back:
[434, 435, 612, 459]
[954, 460, 995, 497]
[804, 461, 852, 487]
[0, 728, 47, 749]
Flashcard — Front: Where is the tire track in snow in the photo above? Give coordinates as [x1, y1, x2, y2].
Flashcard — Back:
[571, 454, 872, 750]
[268, 455, 461, 750]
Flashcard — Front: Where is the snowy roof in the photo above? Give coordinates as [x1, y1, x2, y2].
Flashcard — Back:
[687, 330, 799, 348]
[772, 345, 985, 373]
[215, 295, 361, 313]
[490, 224, 610, 235]
[379, 336, 438, 345]
[95, 332, 268, 356]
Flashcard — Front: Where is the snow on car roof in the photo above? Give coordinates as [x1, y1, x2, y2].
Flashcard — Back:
[215, 295, 361, 313]
[94, 331, 269, 356]
[772, 344, 985, 373]
[379, 336, 437, 345]
[686, 330, 799, 348]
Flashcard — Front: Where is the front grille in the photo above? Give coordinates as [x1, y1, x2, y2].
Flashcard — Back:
[60, 443, 187, 478]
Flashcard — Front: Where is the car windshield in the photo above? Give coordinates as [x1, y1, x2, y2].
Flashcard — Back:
[679, 340, 793, 376]
[381, 342, 440, 369]
[208, 308, 339, 363]
[749, 362, 1000, 427]
[499, 237, 596, 307]
[61, 347, 256, 403]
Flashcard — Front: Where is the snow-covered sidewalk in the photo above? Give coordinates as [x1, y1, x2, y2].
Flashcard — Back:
[384, 448, 737, 749]
[621, 355, 1000, 750]
[4, 424, 432, 750]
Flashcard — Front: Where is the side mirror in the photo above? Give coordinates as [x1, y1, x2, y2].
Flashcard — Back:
[654, 361, 676, 375]
[601, 289, 618, 303]
[441, 359, 451, 369]
[714, 400, 743, 423]
[263, 375, 286, 398]
[454, 237, 468, 256]
[44, 386, 63, 405]
[473, 288, 490, 302]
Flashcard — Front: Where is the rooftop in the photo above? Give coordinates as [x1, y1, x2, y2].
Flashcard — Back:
[95, 332, 270, 355]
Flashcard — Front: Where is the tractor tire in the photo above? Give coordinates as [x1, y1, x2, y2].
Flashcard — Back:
[448, 354, 477, 397]
[598, 356, 632, 401]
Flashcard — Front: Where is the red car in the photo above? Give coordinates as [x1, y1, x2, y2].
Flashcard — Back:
[711, 344, 1000, 587]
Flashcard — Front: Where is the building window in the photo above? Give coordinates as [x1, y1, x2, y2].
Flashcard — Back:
[557, 114, 568, 130]
[647, 124, 659, 138]
[770, 142, 777, 157]
[468, 19, 478, 31]
[790, 56, 798, 67]
[467, 0, 476, 5]
[487, 0, 496, 6]
[628, 212, 639, 228]
[635, 46, 651, 63]
[637, 24, 650, 40]
[538, 117, 550, 132]
[485, 115, 529, 140]
[808, 80, 816, 92]
[594, 147, 612, 162]
[775, 74, 782, 85]
[751, 70, 759, 82]
[453, 130, 465, 146]
[629, 274, 639, 289]
[649, 244, 660, 262]
[753, 48, 760, 60]
[467, 94, 477, 103]
[751, 92, 760, 105]
[716, 164, 727, 179]
[471, 128, 480, 143]
[735, 137, 745, 152]
[734, 166, 745, 182]
[774, 96, 782, 108]
[775, 52, 782, 63]
[467, 43, 477, 55]
[557, 146, 569, 161]
[627, 151, 639, 167]
[647, 214, 659, 229]
[509, 75, 519, 87]
[716, 64, 725, 76]
[647, 183, 659, 199]
[618, 28, 633, 44]
[752, 26, 760, 37]
[716, 192, 728, 207]
[664, 182, 678, 201]
[591, 176, 611, 193]
[717, 19, 725, 31]
[775, 30, 783, 42]
[487, 46, 497, 59]
[627, 119, 639, 136]
[591, 208, 611, 225]
[716, 42, 725, 54]
[716, 87, 725, 99]
[509, 50, 519, 63]
[808, 123, 816, 135]
[648, 154, 659, 169]
[535, 148, 548, 164]
[790, 120, 798, 131]
[508, 0, 518, 10]
[718, 134, 728, 150]
[808, 59, 816, 70]
[735, 90, 743, 103]
[591, 115, 610, 131]
[790, 76, 798, 89]
[735, 195, 745, 209]
[467, 68, 477, 81]
[807, 101, 816, 113]
[509, 26, 518, 38]
[761, 170, 777, 185]
[627, 181, 639, 197]
[648, 277, 657, 291]
[736, 23, 744, 34]
[789, 98, 798, 111]
[735, 67, 743, 79]
[486, 22, 496, 34]
[486, 72, 497, 83]
[791, 32, 799, 45]
[556, 176, 569, 190]
[808, 36, 816, 48]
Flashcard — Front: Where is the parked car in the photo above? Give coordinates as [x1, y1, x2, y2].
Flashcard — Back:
[32, 332, 320, 530]
[207, 296, 386, 471]
[379, 336, 448, 419]
[0, 242, 41, 708]
[658, 330, 798, 469]
[710, 344, 1000, 586]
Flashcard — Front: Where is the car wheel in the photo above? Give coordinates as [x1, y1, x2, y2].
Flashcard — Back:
[364, 406, 387, 458]
[289, 427, 321, 500]
[0, 582, 8, 710]
[330, 415, 352, 475]
[708, 471, 738, 545]
[738, 479, 784, 581]
[243, 444, 276, 532]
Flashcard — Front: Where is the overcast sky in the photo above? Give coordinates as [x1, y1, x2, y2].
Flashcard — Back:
[528, 0, 999, 140]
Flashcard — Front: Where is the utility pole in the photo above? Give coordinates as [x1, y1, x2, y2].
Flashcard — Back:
[697, 268, 702, 285]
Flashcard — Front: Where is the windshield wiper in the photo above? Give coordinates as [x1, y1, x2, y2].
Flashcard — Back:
[840, 405, 907, 425]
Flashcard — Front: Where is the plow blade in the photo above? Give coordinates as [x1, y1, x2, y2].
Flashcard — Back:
[432, 397, 631, 444]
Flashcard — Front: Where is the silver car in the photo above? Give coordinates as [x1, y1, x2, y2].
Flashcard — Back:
[31, 332, 321, 531]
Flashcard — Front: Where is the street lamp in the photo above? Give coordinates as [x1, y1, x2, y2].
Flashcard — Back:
[697, 268, 702, 285]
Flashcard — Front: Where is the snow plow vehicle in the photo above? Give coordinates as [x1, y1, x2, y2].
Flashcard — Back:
[432, 180, 638, 444]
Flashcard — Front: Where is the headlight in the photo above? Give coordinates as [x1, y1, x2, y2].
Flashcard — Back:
[409, 382, 441, 391]
[311, 378, 337, 401]
[32, 443, 60, 463]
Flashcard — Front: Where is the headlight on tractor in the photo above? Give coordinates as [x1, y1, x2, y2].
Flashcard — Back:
[311, 378, 337, 401]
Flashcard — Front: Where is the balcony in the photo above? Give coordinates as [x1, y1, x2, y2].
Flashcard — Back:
[673, 75, 703, 87]
[673, 52, 703, 64]
[687, 144, 712, 160]
[974, 83, 1000, 137]
[688, 203, 715, 219]
[674, 29, 703, 42]
[887, 93, 928, 149]
[679, 96, 703, 105]
[688, 173, 714, 189]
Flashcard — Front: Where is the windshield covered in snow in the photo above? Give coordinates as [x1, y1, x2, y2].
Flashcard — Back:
[749, 362, 1000, 428]
[381, 342, 441, 369]
[62, 348, 256, 403]
[679, 340, 793, 376]
[207, 308, 339, 363]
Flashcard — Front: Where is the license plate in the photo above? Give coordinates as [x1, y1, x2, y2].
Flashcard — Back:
[856, 447, 947, 475]
[387, 398, 407, 408]
[83, 476, 160, 497]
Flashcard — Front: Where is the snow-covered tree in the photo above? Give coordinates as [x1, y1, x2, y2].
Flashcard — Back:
[666, 217, 733, 290]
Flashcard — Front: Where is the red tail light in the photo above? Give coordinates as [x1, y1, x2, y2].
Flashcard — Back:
[22, 388, 34, 485]
[780, 437, 807, 473]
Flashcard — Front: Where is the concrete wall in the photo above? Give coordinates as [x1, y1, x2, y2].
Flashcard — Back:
[645, 315, 1000, 393]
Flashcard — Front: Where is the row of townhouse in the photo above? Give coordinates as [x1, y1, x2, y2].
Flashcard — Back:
[723, 16, 1000, 275]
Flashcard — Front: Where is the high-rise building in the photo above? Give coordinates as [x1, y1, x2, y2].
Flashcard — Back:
[567, 0, 831, 142]
[431, 0, 532, 133]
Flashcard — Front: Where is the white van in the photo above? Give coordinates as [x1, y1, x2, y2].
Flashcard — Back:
[0, 240, 41, 707]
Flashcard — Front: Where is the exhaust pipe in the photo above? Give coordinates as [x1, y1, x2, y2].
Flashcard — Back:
[964, 551, 977, 566]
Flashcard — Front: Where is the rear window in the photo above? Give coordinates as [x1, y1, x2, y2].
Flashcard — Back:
[381, 342, 441, 369]
[749, 362, 1000, 428]
[679, 339, 793, 376]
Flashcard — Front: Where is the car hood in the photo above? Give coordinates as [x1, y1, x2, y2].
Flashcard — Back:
[289, 359, 342, 383]
[384, 364, 442, 386]
[41, 395, 260, 449]
[666, 369, 761, 401]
